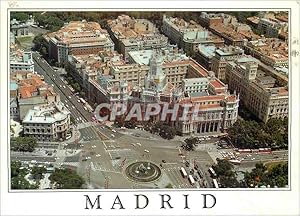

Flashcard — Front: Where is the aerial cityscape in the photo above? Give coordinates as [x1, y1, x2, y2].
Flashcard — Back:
[10, 11, 289, 190]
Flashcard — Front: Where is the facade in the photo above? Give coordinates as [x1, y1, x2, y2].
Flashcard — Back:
[107, 15, 168, 61]
[162, 15, 224, 56]
[10, 98, 19, 121]
[211, 46, 244, 80]
[182, 77, 209, 95]
[10, 50, 34, 72]
[23, 102, 71, 141]
[45, 20, 114, 64]
[226, 56, 288, 122]
[195, 45, 217, 71]
[128, 46, 190, 87]
[10, 18, 31, 37]
[244, 38, 288, 68]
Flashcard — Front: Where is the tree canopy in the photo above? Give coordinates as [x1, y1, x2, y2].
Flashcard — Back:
[11, 136, 37, 152]
[228, 118, 288, 150]
[49, 168, 85, 189]
[212, 159, 240, 188]
[11, 161, 37, 189]
[244, 162, 288, 188]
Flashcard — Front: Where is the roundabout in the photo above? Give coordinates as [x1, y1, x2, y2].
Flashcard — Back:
[124, 161, 162, 183]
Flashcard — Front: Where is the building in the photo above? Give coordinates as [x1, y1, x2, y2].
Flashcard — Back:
[244, 38, 288, 68]
[211, 46, 244, 80]
[162, 15, 224, 56]
[182, 77, 209, 95]
[45, 20, 114, 64]
[201, 12, 260, 46]
[17, 75, 60, 120]
[226, 56, 288, 122]
[22, 102, 70, 141]
[195, 44, 217, 71]
[107, 15, 168, 60]
[128, 46, 190, 87]
[10, 50, 34, 72]
[10, 18, 31, 37]
[10, 98, 19, 121]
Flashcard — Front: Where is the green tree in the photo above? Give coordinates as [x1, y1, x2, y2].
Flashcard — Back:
[49, 168, 85, 189]
[11, 136, 38, 152]
[212, 159, 239, 188]
[182, 137, 198, 151]
[11, 12, 30, 22]
[11, 161, 37, 189]
[31, 166, 47, 181]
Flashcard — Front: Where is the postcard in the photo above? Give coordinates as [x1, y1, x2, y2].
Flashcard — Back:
[0, 0, 299, 215]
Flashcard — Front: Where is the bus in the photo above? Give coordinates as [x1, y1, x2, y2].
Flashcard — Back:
[79, 98, 86, 104]
[180, 167, 188, 178]
[212, 179, 219, 188]
[188, 175, 195, 185]
[208, 167, 217, 178]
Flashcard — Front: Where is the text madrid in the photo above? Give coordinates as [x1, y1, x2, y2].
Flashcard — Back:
[84, 193, 216, 210]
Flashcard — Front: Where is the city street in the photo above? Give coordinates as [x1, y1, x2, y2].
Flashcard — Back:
[32, 53, 93, 124]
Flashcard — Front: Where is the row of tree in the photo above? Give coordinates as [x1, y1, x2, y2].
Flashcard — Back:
[228, 118, 288, 150]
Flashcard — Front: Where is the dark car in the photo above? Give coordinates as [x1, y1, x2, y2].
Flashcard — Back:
[162, 160, 166, 163]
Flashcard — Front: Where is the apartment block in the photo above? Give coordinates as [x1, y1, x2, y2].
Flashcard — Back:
[107, 15, 168, 60]
[10, 50, 34, 72]
[244, 38, 288, 68]
[225, 56, 288, 122]
[211, 46, 244, 80]
[45, 20, 114, 64]
[162, 15, 224, 56]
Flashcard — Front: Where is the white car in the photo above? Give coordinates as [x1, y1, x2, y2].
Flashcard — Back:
[111, 134, 115, 138]
[63, 85, 66, 88]
[84, 107, 88, 111]
[77, 99, 81, 103]
[144, 149, 150, 153]
[68, 96, 71, 99]
[112, 129, 116, 133]
[96, 154, 101, 157]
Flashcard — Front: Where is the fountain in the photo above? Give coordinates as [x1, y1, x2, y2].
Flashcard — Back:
[125, 161, 162, 183]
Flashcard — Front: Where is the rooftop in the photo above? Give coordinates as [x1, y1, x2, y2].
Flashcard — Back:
[198, 45, 217, 58]
[108, 15, 167, 44]
[128, 46, 189, 66]
[47, 20, 113, 46]
[23, 102, 70, 124]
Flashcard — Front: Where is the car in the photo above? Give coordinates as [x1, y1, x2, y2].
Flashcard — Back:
[136, 142, 142, 146]
[51, 84, 54, 87]
[96, 154, 101, 157]
[112, 129, 116, 133]
[72, 105, 75, 109]
[68, 96, 71, 99]
[111, 134, 115, 138]
[63, 85, 66, 88]
[52, 74, 55, 77]
[144, 149, 150, 153]
[84, 107, 88, 111]
[162, 160, 166, 163]
[86, 156, 91, 160]
[77, 99, 81, 103]
[82, 158, 87, 161]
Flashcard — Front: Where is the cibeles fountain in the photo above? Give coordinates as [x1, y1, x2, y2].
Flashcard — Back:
[125, 161, 162, 183]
